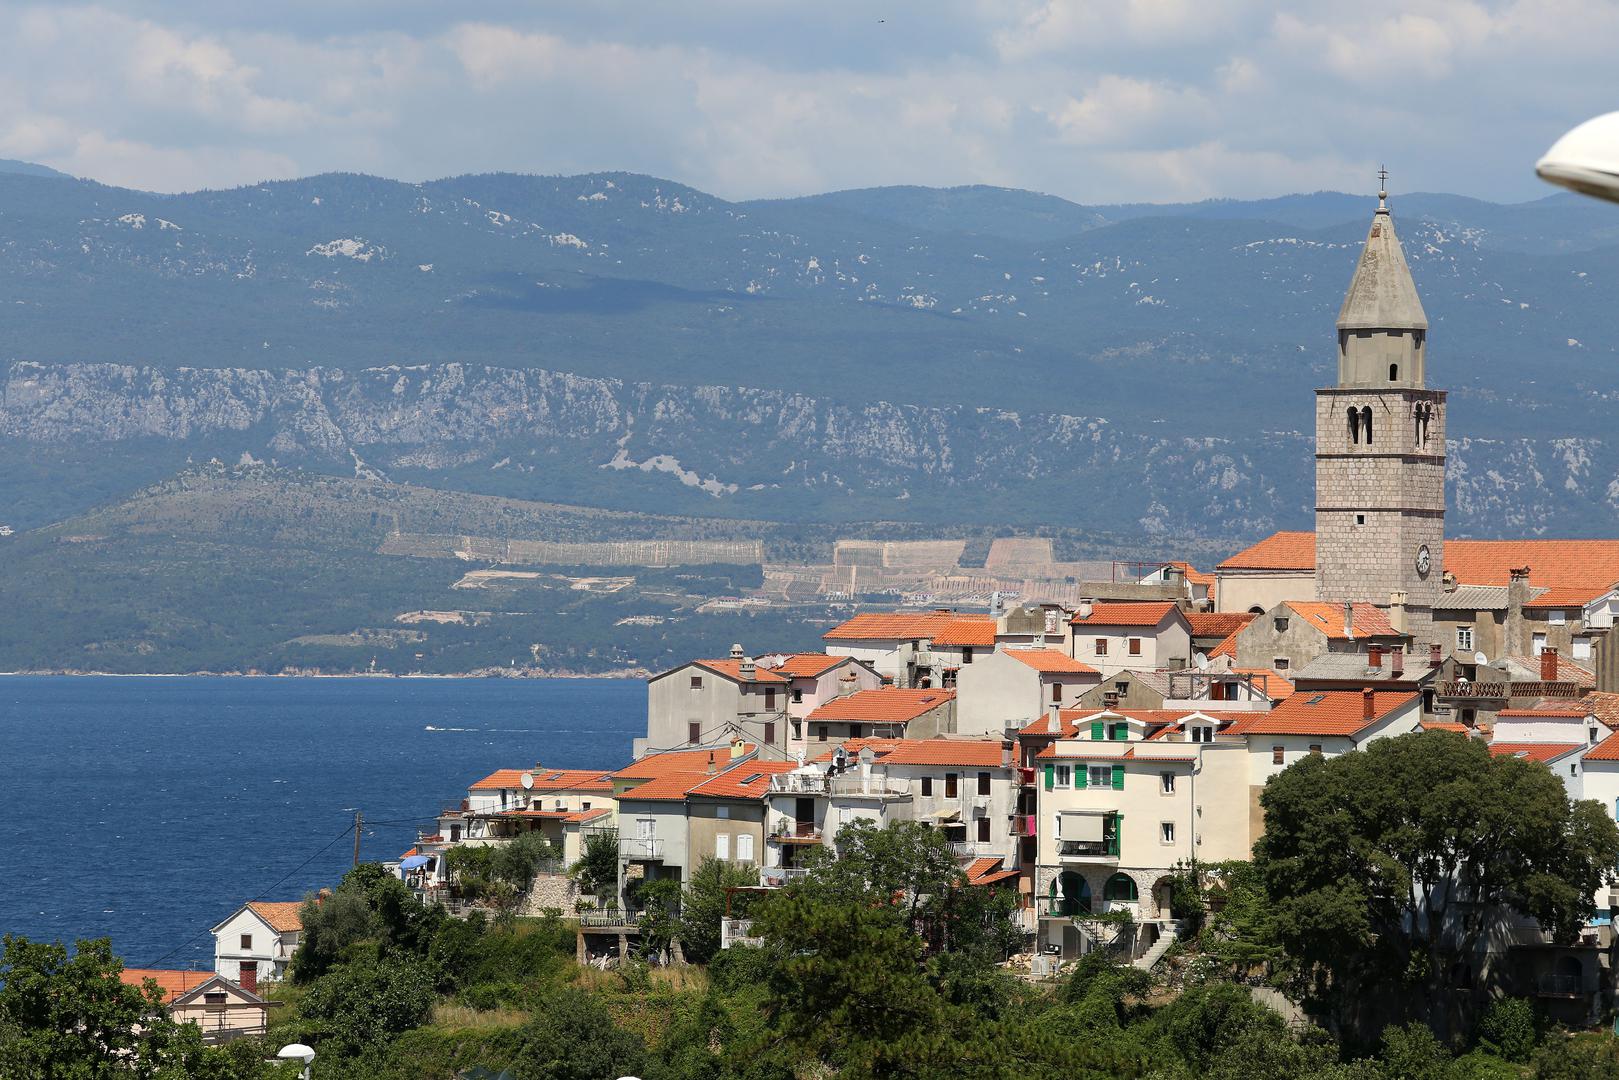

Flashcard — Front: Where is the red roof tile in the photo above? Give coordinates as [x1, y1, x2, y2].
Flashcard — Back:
[119, 969, 221, 1003]
[1586, 692, 1619, 732]
[1231, 667, 1294, 699]
[1006, 649, 1098, 675]
[1421, 720, 1472, 734]
[1216, 531, 1315, 571]
[688, 760, 799, 799]
[470, 768, 614, 792]
[1583, 732, 1619, 761]
[1208, 631, 1239, 659]
[1070, 601, 1180, 627]
[1497, 704, 1590, 719]
[615, 746, 756, 780]
[823, 611, 989, 641]
[873, 739, 1007, 768]
[616, 771, 712, 801]
[1187, 611, 1256, 638]
[1488, 742, 1584, 764]
[1506, 655, 1595, 688]
[931, 618, 998, 647]
[806, 688, 954, 723]
[1223, 690, 1418, 737]
[1164, 561, 1215, 587]
[1283, 601, 1400, 641]
[769, 653, 845, 677]
[246, 901, 303, 933]
[563, 807, 613, 824]
[691, 659, 789, 684]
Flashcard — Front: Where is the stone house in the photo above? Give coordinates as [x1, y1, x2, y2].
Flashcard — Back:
[802, 687, 955, 745]
[640, 650, 793, 759]
[1068, 601, 1193, 676]
[1230, 600, 1406, 675]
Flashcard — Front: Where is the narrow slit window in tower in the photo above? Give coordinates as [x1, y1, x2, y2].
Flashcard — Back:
[1348, 407, 1360, 445]
[1361, 406, 1373, 444]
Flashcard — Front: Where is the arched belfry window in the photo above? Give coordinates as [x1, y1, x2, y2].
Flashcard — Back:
[1389, 363, 1399, 382]
[1361, 406, 1374, 445]
[1348, 407, 1361, 445]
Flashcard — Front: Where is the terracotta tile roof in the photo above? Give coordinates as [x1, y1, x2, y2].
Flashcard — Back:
[616, 771, 712, 801]
[1582, 731, 1619, 761]
[1586, 692, 1619, 731]
[1223, 690, 1418, 738]
[769, 653, 845, 677]
[563, 807, 613, 824]
[1444, 540, 1619, 603]
[470, 768, 614, 792]
[823, 611, 988, 641]
[1208, 631, 1239, 659]
[688, 760, 799, 799]
[246, 901, 303, 933]
[873, 739, 1007, 768]
[1102, 708, 1199, 727]
[1164, 561, 1215, 587]
[1016, 710, 1084, 738]
[931, 618, 998, 647]
[119, 969, 221, 1004]
[1496, 703, 1591, 718]
[806, 688, 954, 723]
[691, 659, 790, 684]
[615, 746, 756, 780]
[1033, 743, 1199, 762]
[1523, 588, 1608, 609]
[810, 737, 904, 762]
[1216, 531, 1315, 571]
[1187, 611, 1256, 638]
[1006, 649, 1098, 675]
[1504, 655, 1595, 688]
[1283, 601, 1400, 641]
[1071, 601, 1181, 627]
[1421, 720, 1472, 734]
[1231, 667, 1294, 699]
[1488, 742, 1584, 764]
[964, 857, 1019, 886]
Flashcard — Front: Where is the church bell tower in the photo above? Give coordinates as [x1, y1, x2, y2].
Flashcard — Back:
[1315, 178, 1446, 644]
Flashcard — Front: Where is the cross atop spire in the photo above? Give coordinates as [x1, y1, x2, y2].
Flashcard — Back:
[1377, 165, 1389, 212]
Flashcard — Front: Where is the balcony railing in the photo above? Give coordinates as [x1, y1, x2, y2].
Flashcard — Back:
[769, 821, 823, 844]
[578, 910, 645, 929]
[769, 773, 911, 797]
[1016, 767, 1036, 787]
[1438, 681, 1508, 700]
[619, 837, 663, 860]
[1057, 837, 1120, 860]
[759, 866, 811, 887]
[948, 841, 987, 859]
[1537, 974, 1589, 997]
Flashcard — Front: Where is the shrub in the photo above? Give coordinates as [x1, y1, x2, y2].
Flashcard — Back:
[1475, 996, 1537, 1063]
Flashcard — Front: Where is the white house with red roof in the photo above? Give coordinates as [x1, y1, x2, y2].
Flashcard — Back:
[119, 968, 273, 1043]
[1223, 689, 1423, 789]
[954, 647, 1101, 737]
[802, 686, 955, 745]
[822, 610, 995, 688]
[1068, 601, 1192, 676]
[210, 901, 303, 986]
[754, 652, 885, 750]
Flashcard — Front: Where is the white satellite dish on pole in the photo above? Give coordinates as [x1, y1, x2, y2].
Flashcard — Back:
[1537, 111, 1619, 204]
[520, 771, 534, 790]
[1194, 651, 1209, 671]
[1474, 651, 1488, 667]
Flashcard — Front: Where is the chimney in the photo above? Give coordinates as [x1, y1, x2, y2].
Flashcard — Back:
[1507, 567, 1532, 656]
[1429, 642, 1442, 668]
[839, 670, 859, 697]
[1368, 644, 1383, 669]
[1047, 702, 1060, 732]
[1388, 590, 1408, 636]
[238, 962, 257, 995]
[1343, 602, 1355, 641]
[707, 751, 718, 775]
[740, 656, 756, 681]
[1541, 646, 1559, 683]
[1391, 648, 1405, 677]
[1442, 570, 1457, 593]
[1362, 688, 1376, 722]
[730, 737, 747, 760]
[1078, 598, 1094, 619]
[730, 643, 744, 659]
[1103, 690, 1120, 708]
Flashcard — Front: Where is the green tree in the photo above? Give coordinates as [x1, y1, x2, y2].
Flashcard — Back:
[510, 986, 647, 1080]
[1254, 731, 1619, 1032]
[678, 856, 766, 965]
[1474, 997, 1537, 1063]
[296, 955, 437, 1059]
[291, 863, 444, 983]
[570, 829, 619, 902]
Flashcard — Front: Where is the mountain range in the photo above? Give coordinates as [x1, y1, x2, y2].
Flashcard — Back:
[2, 166, 1617, 540]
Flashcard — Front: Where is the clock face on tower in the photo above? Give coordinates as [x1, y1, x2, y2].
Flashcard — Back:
[1415, 544, 1432, 578]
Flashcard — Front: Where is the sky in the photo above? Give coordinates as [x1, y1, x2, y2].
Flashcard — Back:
[1, 1, 1615, 204]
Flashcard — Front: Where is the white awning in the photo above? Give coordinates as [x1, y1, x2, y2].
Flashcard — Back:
[925, 808, 960, 822]
[1059, 813, 1105, 842]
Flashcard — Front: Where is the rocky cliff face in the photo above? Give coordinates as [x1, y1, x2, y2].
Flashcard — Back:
[6, 360, 1616, 538]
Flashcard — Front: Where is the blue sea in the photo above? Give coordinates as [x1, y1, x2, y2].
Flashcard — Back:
[0, 676, 643, 969]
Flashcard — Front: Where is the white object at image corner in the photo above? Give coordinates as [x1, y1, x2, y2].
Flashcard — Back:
[1537, 111, 1619, 204]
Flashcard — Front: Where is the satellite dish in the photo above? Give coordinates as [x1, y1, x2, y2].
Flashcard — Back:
[520, 772, 534, 790]
[1473, 651, 1488, 667]
[1537, 111, 1619, 204]
[858, 746, 876, 765]
[1193, 651, 1209, 671]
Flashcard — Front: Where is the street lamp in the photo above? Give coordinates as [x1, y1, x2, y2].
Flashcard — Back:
[1537, 111, 1619, 204]
[277, 1043, 316, 1080]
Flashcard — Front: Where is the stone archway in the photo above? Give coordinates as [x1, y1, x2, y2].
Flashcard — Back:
[1151, 875, 1177, 920]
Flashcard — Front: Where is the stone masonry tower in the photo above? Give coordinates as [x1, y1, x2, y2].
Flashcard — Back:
[1315, 183, 1446, 645]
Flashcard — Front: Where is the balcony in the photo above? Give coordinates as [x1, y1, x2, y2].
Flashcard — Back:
[720, 918, 761, 949]
[578, 910, 645, 930]
[1438, 680, 1508, 701]
[1057, 837, 1120, 862]
[1016, 767, 1037, 787]
[948, 841, 987, 859]
[769, 821, 823, 844]
[1014, 814, 1037, 837]
[1536, 974, 1591, 998]
[759, 866, 811, 887]
[768, 773, 910, 797]
[619, 836, 663, 861]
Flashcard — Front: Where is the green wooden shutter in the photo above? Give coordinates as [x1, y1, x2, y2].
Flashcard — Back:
[1076, 765, 1087, 788]
[1090, 720, 1105, 741]
[1043, 764, 1054, 791]
[1111, 764, 1125, 790]
[1109, 814, 1122, 857]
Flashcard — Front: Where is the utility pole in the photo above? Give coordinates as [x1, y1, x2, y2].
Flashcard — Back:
[353, 810, 363, 868]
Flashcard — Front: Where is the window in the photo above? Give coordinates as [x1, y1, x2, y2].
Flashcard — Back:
[1309, 744, 1323, 754]
[850, 724, 863, 740]
[765, 687, 777, 710]
[1052, 682, 1063, 703]
[945, 773, 959, 799]
[791, 687, 803, 704]
[1160, 772, 1175, 794]
[1095, 638, 1108, 656]
[1348, 406, 1361, 444]
[1103, 873, 1138, 902]
[1160, 822, 1175, 844]
[240, 934, 253, 951]
[1109, 722, 1127, 741]
[688, 722, 702, 745]
[817, 726, 827, 742]
[449, 824, 462, 842]
[1128, 638, 1142, 656]
[737, 834, 755, 862]
[1355, 513, 1367, 526]
[1549, 609, 1568, 626]
[716, 833, 730, 860]
[1362, 406, 1373, 444]
[763, 722, 776, 745]
[962, 648, 974, 664]
[581, 801, 591, 811]
[1574, 636, 1593, 660]
[1456, 626, 1474, 651]
[690, 675, 703, 690]
[1272, 746, 1285, 766]
[204, 991, 227, 1009]
[1115, 681, 1129, 694]
[716, 805, 730, 819]
[1571, 763, 1579, 777]
[1592, 727, 1601, 745]
[922, 775, 934, 797]
[1273, 657, 1290, 671]
[978, 771, 991, 796]
[1273, 617, 1289, 632]
[977, 817, 991, 843]
[1055, 765, 1071, 789]
[839, 806, 853, 825]
[1533, 633, 1548, 655]
[1088, 765, 1113, 788]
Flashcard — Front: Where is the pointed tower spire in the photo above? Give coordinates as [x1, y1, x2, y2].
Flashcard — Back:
[1334, 173, 1428, 387]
